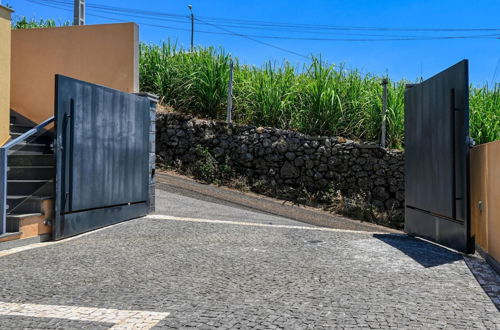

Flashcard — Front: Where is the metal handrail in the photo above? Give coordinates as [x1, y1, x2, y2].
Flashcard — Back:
[0, 116, 55, 235]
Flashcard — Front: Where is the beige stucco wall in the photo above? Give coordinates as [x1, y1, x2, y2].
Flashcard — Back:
[470, 140, 500, 264]
[0, 5, 13, 146]
[11, 22, 139, 125]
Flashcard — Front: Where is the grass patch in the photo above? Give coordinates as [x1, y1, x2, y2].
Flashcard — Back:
[141, 41, 499, 149]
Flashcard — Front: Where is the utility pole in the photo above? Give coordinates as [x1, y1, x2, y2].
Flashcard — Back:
[381, 78, 388, 148]
[188, 5, 194, 52]
[226, 59, 234, 124]
[73, 0, 85, 26]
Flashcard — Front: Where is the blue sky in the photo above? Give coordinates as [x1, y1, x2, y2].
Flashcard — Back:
[6, 0, 500, 86]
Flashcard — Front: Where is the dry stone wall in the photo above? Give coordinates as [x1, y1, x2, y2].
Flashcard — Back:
[156, 112, 405, 228]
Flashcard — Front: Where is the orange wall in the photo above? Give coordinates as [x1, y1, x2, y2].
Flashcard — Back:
[11, 23, 139, 124]
[0, 5, 13, 146]
[470, 140, 500, 263]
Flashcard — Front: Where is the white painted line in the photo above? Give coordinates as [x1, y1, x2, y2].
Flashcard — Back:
[144, 214, 389, 235]
[0, 301, 169, 329]
[0, 242, 51, 258]
[0, 221, 127, 258]
[0, 214, 388, 259]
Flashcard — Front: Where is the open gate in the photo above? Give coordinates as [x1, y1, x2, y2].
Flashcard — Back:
[404, 60, 473, 253]
[54, 75, 150, 240]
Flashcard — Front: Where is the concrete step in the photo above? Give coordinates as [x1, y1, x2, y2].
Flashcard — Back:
[8, 154, 54, 167]
[8, 142, 52, 155]
[9, 132, 53, 145]
[7, 180, 54, 196]
[6, 199, 53, 238]
[9, 124, 36, 134]
[0, 232, 22, 243]
[10, 112, 38, 127]
[7, 213, 41, 232]
[7, 166, 54, 181]
[7, 196, 52, 214]
[6, 214, 52, 238]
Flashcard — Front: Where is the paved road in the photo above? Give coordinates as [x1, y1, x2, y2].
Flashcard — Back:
[0, 188, 498, 329]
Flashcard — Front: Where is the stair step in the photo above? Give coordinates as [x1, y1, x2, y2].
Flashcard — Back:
[0, 232, 22, 243]
[10, 112, 38, 127]
[8, 142, 52, 155]
[9, 124, 36, 134]
[9, 132, 53, 145]
[7, 196, 52, 214]
[8, 154, 54, 166]
[7, 214, 41, 232]
[6, 213, 49, 236]
[7, 166, 54, 180]
[7, 180, 53, 196]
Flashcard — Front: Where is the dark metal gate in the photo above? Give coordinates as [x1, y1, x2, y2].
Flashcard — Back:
[54, 75, 150, 240]
[404, 60, 472, 253]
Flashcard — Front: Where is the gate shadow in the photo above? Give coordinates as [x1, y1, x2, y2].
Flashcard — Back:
[373, 234, 463, 268]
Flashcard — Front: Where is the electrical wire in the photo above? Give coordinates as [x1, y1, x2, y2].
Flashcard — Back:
[42, 0, 500, 32]
[21, 0, 500, 60]
[25, 0, 500, 41]
[44, 0, 500, 33]
[194, 18, 310, 59]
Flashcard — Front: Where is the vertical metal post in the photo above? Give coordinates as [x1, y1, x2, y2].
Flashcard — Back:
[73, 0, 85, 26]
[227, 59, 234, 124]
[381, 78, 388, 148]
[0, 148, 7, 234]
[188, 5, 194, 52]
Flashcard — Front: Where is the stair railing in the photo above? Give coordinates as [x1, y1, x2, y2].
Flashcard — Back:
[0, 116, 54, 235]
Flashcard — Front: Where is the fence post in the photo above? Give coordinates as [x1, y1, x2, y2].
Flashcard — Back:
[381, 78, 388, 148]
[227, 59, 234, 124]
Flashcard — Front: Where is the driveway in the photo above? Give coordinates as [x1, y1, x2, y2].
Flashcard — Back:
[0, 188, 498, 329]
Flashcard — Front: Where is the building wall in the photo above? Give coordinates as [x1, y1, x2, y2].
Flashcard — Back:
[11, 23, 139, 125]
[0, 5, 13, 146]
[470, 140, 500, 266]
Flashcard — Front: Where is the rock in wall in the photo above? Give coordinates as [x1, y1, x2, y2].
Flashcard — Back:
[156, 112, 405, 228]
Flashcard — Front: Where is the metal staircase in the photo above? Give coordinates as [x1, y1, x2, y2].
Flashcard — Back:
[0, 113, 55, 241]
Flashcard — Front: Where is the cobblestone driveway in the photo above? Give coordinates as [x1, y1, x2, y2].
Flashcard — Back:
[0, 189, 498, 329]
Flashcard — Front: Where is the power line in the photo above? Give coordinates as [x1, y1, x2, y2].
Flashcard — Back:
[25, 0, 500, 41]
[21, 0, 500, 60]
[41, 0, 500, 33]
[25, 0, 310, 59]
[195, 18, 310, 59]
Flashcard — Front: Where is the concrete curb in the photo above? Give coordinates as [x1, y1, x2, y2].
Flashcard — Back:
[156, 171, 402, 234]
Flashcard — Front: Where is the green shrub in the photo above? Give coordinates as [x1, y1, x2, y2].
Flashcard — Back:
[12, 16, 69, 29]
[470, 84, 500, 145]
[141, 41, 499, 149]
[192, 145, 219, 183]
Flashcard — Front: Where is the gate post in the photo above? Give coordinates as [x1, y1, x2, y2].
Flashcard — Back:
[135, 92, 158, 213]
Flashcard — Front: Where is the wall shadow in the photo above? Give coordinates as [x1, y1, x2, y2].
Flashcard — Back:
[373, 234, 463, 268]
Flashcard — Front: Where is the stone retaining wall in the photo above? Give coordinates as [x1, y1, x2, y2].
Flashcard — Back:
[156, 112, 405, 228]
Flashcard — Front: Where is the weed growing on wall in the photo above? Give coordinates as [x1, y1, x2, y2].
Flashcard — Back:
[191, 145, 235, 185]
